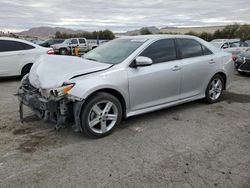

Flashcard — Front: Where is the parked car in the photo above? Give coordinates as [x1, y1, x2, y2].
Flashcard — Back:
[38, 39, 65, 48]
[17, 35, 234, 138]
[0, 37, 54, 77]
[51, 38, 98, 55]
[210, 39, 249, 55]
[234, 50, 250, 74]
[245, 40, 250, 46]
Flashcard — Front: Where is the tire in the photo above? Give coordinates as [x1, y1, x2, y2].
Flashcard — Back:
[205, 74, 224, 104]
[59, 48, 68, 55]
[80, 92, 122, 138]
[21, 64, 33, 78]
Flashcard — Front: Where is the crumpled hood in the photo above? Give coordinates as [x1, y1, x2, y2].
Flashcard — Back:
[29, 55, 111, 89]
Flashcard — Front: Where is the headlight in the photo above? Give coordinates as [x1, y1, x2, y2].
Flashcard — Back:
[50, 83, 75, 97]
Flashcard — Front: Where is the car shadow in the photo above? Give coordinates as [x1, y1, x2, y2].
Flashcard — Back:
[0, 76, 21, 82]
[120, 100, 203, 129]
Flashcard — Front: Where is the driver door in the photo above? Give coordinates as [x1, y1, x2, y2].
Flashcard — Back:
[127, 39, 182, 111]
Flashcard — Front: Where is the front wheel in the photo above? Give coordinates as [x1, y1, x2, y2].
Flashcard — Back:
[80, 92, 122, 138]
[205, 74, 224, 103]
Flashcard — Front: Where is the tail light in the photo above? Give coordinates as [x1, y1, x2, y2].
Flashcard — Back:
[232, 54, 237, 62]
[47, 49, 54, 55]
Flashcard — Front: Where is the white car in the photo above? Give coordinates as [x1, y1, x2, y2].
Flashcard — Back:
[210, 39, 250, 55]
[0, 37, 54, 77]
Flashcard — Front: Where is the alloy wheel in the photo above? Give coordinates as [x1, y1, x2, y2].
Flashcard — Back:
[88, 100, 118, 134]
[209, 78, 223, 101]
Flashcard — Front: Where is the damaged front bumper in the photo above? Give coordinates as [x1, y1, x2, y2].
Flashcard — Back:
[16, 76, 84, 132]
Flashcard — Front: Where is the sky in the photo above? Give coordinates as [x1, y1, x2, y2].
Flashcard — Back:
[1, 0, 250, 32]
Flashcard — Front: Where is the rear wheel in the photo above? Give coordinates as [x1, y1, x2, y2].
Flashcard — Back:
[205, 74, 224, 103]
[80, 92, 122, 138]
[59, 48, 68, 55]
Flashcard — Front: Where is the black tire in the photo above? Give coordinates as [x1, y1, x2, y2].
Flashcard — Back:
[21, 64, 33, 78]
[59, 48, 68, 55]
[80, 92, 122, 138]
[205, 74, 224, 104]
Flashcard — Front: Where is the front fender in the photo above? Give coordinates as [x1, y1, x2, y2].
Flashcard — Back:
[68, 69, 129, 107]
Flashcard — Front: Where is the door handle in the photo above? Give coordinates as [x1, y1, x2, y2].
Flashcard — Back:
[171, 65, 182, 71]
[209, 59, 216, 64]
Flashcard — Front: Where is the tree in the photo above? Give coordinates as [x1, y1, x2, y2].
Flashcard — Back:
[213, 29, 223, 39]
[236, 24, 250, 41]
[221, 24, 240, 39]
[199, 32, 214, 41]
[55, 31, 62, 38]
[140, 27, 152, 35]
[54, 30, 115, 40]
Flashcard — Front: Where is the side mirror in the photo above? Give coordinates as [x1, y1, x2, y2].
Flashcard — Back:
[131, 56, 153, 67]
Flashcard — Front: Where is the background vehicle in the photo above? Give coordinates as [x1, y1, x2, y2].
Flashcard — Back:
[38, 39, 65, 48]
[0, 37, 53, 77]
[18, 35, 234, 138]
[51, 38, 98, 55]
[245, 40, 250, 46]
[210, 39, 249, 55]
[235, 50, 250, 74]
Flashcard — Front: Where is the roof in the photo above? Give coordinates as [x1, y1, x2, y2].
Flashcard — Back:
[0, 37, 42, 48]
[120, 34, 199, 39]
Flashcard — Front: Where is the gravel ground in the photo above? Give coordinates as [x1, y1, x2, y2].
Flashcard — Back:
[0, 73, 249, 188]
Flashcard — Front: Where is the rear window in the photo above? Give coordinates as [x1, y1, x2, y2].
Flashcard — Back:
[177, 38, 203, 58]
[0, 40, 35, 52]
[201, 45, 213, 55]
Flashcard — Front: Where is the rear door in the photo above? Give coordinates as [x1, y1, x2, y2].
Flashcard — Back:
[176, 38, 216, 99]
[0, 40, 34, 76]
[128, 39, 182, 111]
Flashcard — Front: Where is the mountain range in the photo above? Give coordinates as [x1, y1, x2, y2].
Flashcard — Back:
[16, 25, 225, 38]
[17, 27, 86, 38]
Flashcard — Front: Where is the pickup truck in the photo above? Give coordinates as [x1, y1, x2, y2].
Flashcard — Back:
[51, 38, 98, 55]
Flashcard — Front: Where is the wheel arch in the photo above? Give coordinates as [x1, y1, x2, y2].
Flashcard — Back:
[21, 63, 33, 76]
[84, 88, 127, 119]
[215, 72, 227, 90]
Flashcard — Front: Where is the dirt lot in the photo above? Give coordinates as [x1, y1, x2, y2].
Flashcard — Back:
[0, 73, 249, 188]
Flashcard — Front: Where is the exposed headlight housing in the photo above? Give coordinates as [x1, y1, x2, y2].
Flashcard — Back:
[50, 83, 75, 97]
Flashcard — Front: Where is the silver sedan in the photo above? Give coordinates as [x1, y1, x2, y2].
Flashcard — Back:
[18, 35, 234, 138]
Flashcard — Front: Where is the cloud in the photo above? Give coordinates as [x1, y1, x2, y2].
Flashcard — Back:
[0, 0, 249, 32]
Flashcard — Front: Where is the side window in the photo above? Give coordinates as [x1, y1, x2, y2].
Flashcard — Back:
[79, 39, 86, 44]
[140, 39, 177, 64]
[177, 39, 203, 58]
[22, 43, 35, 50]
[0, 40, 34, 52]
[201, 45, 213, 55]
[71, 39, 78, 44]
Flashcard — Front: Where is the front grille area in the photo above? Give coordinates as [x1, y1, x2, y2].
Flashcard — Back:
[239, 59, 250, 71]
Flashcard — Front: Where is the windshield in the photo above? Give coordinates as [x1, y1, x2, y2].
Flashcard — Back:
[63, 39, 71, 44]
[84, 38, 146, 64]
